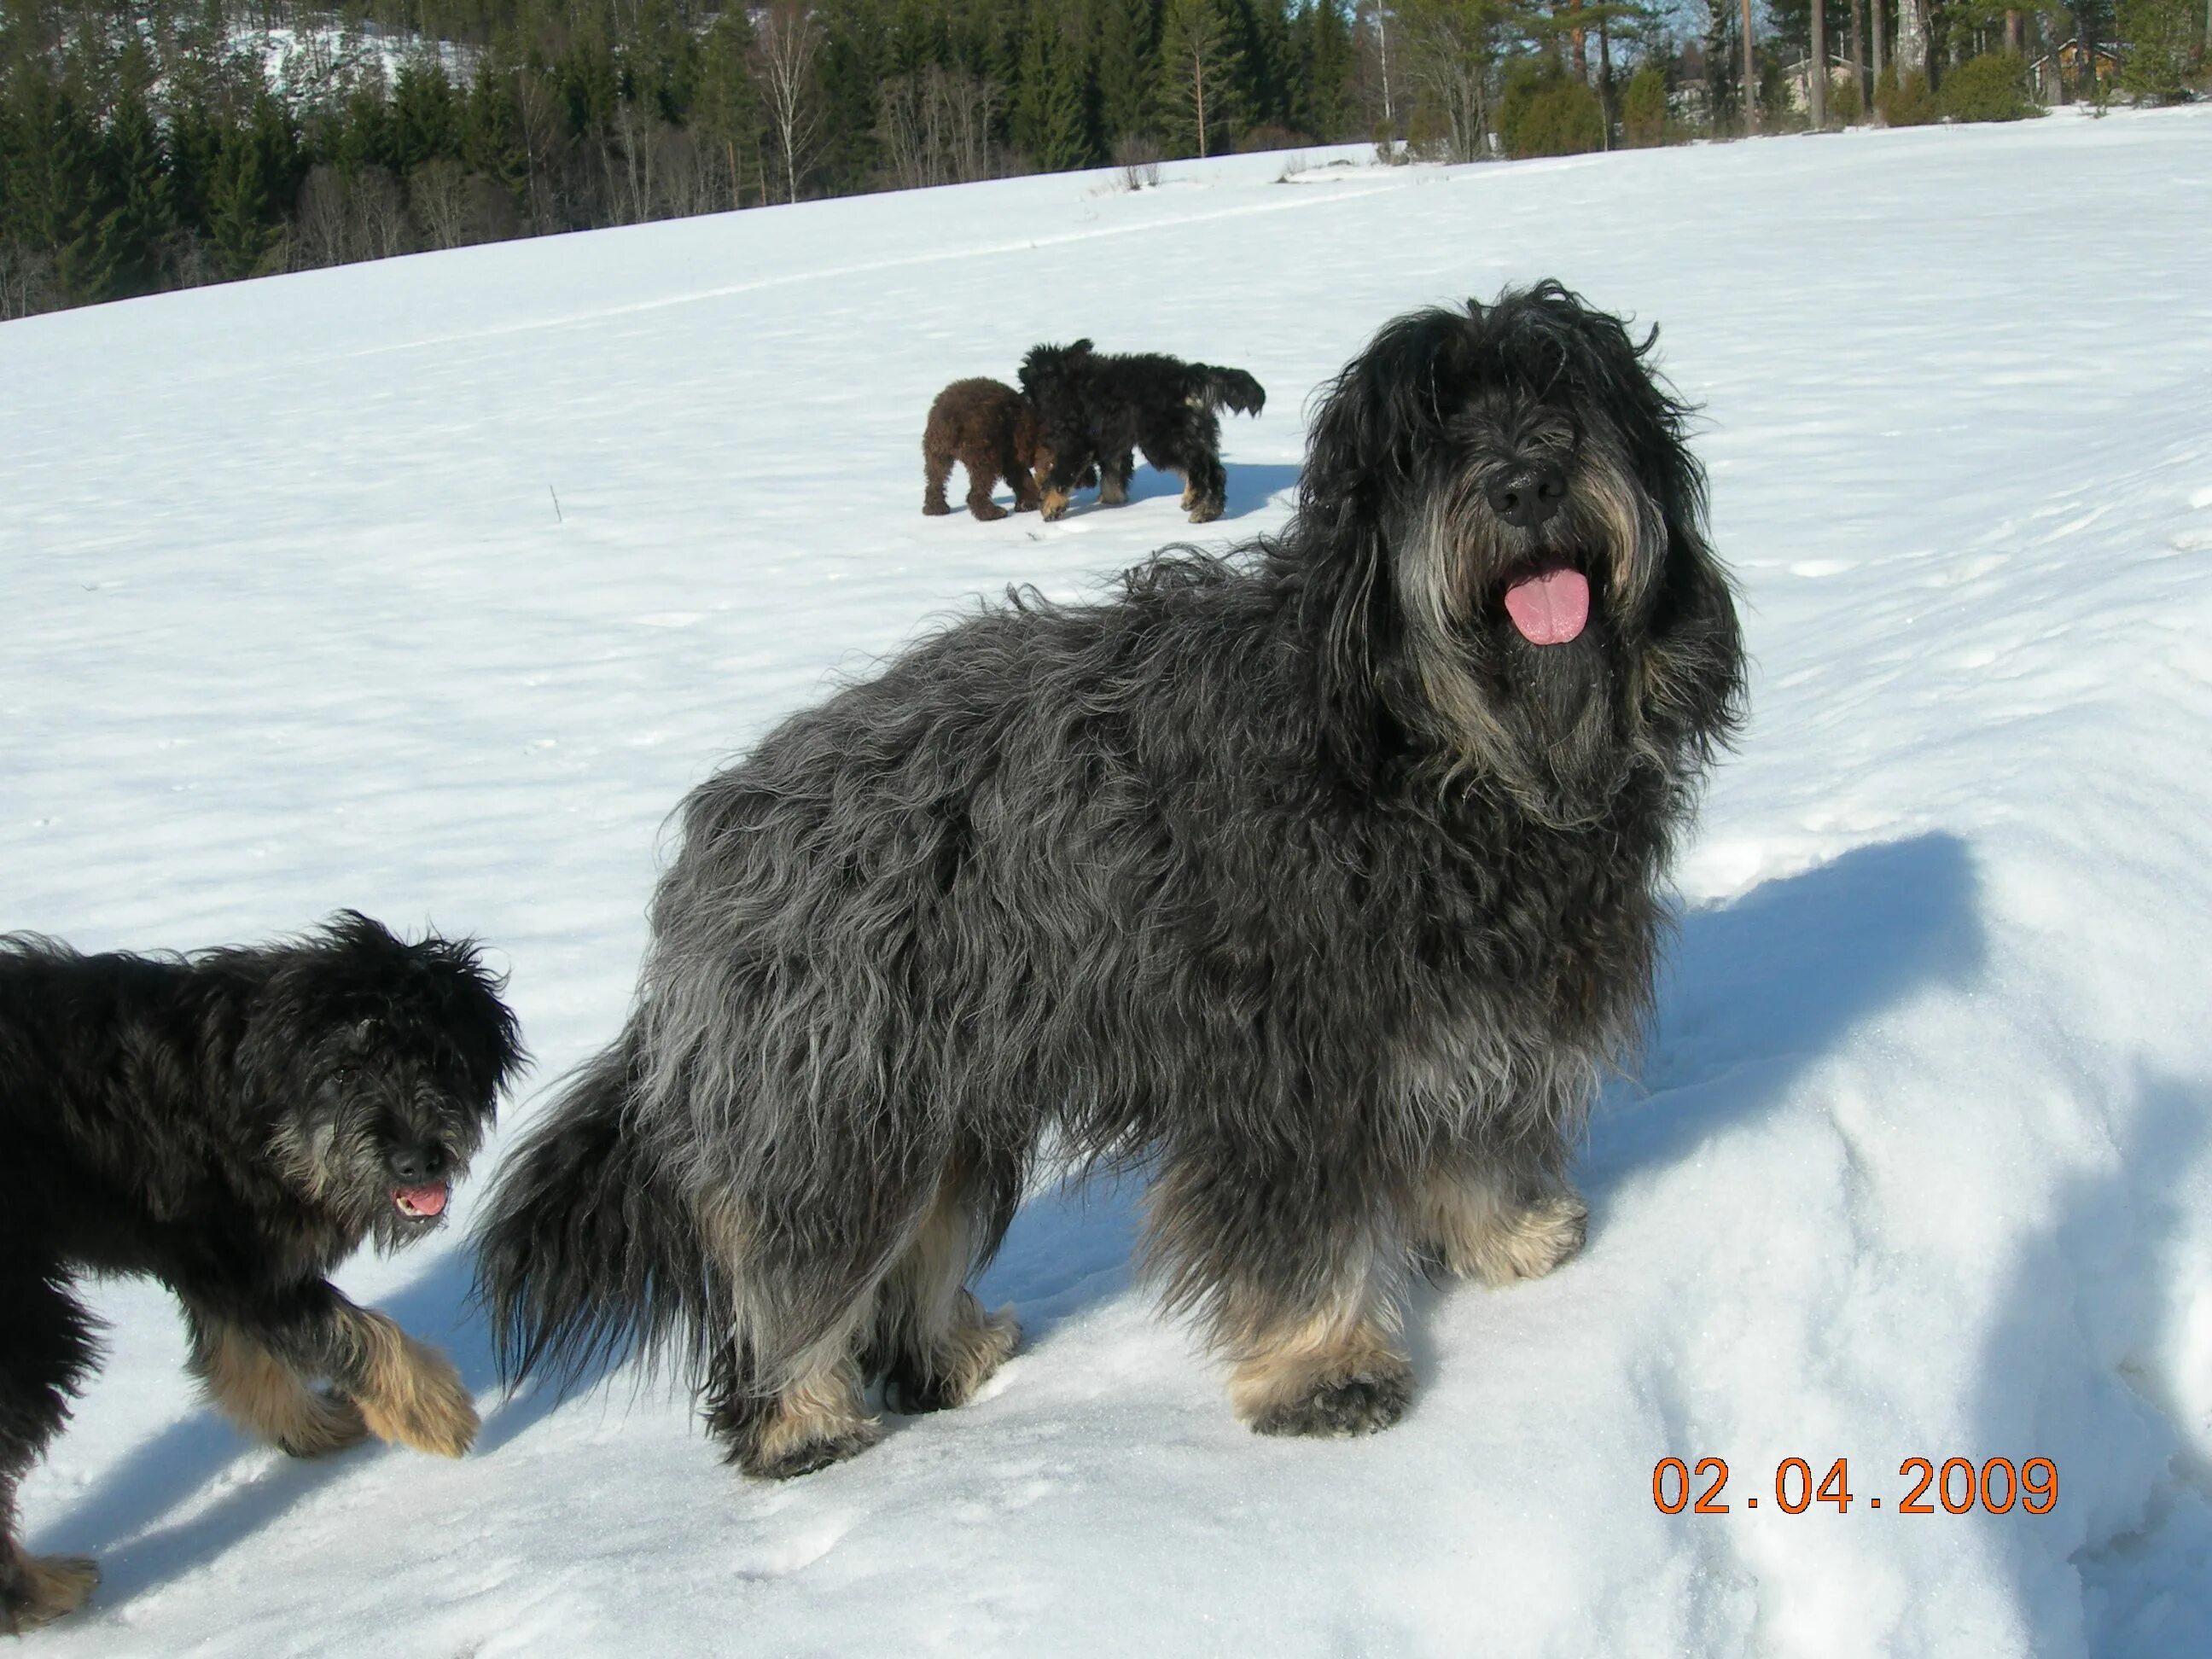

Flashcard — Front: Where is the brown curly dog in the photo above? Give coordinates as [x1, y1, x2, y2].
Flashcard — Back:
[921, 378, 1048, 522]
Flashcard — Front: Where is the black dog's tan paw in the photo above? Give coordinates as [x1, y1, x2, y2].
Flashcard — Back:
[277, 1389, 370, 1458]
[191, 1318, 370, 1456]
[1250, 1367, 1412, 1440]
[357, 1329, 478, 1458]
[2, 1551, 100, 1632]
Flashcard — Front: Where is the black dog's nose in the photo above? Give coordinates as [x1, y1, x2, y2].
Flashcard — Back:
[1488, 463, 1568, 529]
[388, 1144, 447, 1184]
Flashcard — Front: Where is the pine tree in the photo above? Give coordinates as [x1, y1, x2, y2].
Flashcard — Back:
[1016, 4, 1093, 169]
[207, 95, 298, 281]
[2116, 0, 2195, 102]
[1095, 0, 1160, 143]
[46, 87, 121, 304]
[1157, 0, 1246, 156]
[463, 61, 530, 211]
[393, 60, 463, 174]
[1291, 1, 1356, 139]
[99, 81, 174, 299]
[695, 11, 765, 209]
[326, 82, 397, 181]
[1229, 0, 1290, 130]
[166, 96, 226, 241]
[1, 72, 64, 256]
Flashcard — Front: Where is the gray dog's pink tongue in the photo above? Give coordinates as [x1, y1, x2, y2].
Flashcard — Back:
[1504, 567, 1591, 645]
[395, 1182, 448, 1217]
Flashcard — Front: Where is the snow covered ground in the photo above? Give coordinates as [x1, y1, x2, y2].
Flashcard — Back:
[4, 108, 2211, 1656]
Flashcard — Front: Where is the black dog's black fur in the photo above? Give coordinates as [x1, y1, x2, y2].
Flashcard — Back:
[479, 283, 1742, 1480]
[0, 913, 522, 1632]
[1018, 339, 1265, 523]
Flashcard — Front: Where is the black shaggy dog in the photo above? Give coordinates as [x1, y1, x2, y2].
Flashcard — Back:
[1018, 339, 1265, 523]
[0, 913, 523, 1633]
[479, 282, 1743, 1481]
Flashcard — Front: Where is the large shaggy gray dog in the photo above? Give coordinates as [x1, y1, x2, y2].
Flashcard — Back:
[477, 282, 1744, 1478]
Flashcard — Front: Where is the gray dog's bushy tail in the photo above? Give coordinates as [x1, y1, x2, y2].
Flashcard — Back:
[474, 1030, 707, 1391]
[1191, 364, 1266, 419]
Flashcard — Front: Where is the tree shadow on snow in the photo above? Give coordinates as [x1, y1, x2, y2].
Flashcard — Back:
[38, 1245, 507, 1616]
[1974, 1066, 2212, 1653]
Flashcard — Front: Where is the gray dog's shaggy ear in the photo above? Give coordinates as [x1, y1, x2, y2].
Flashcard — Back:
[1299, 306, 1472, 529]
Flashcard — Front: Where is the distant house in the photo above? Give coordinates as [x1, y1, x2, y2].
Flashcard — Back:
[1784, 53, 1860, 116]
[2031, 38, 2122, 102]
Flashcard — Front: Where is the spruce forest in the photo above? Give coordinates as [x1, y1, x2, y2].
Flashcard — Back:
[0, 0, 2203, 320]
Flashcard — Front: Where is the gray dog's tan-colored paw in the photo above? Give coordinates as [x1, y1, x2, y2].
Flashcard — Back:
[1230, 1317, 1412, 1441]
[1415, 1176, 1590, 1288]
[742, 1418, 887, 1481]
[730, 1367, 884, 1481]
[887, 1302, 1021, 1414]
[1476, 1191, 1588, 1284]
[1249, 1365, 1412, 1440]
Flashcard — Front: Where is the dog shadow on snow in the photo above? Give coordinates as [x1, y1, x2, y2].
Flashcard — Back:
[1581, 830, 1986, 1183]
[998, 833, 1994, 1389]
[37, 1245, 531, 1615]
[1047, 460, 1301, 523]
[44, 834, 1982, 1608]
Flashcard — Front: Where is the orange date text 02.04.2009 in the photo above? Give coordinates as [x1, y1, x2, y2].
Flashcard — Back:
[1652, 1457, 2057, 1516]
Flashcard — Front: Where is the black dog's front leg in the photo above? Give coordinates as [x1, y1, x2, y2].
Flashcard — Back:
[179, 1278, 477, 1458]
[1098, 450, 1134, 506]
[183, 1298, 368, 1458]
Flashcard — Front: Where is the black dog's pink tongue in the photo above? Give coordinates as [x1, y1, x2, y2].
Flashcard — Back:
[1504, 566, 1591, 646]
[394, 1182, 448, 1217]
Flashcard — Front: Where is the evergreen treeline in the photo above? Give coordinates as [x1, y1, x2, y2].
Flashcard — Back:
[1, 1, 2203, 321]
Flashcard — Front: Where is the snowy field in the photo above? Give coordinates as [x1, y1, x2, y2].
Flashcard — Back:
[4, 108, 2211, 1656]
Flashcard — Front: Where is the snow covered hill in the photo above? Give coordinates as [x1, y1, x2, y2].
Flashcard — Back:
[4, 109, 2210, 1657]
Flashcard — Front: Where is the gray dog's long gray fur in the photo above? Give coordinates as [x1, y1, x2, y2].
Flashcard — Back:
[475, 282, 1745, 1477]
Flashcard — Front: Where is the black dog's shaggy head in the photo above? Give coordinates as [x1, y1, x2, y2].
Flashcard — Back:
[247, 912, 525, 1251]
[1294, 280, 1743, 820]
[1016, 338, 1097, 506]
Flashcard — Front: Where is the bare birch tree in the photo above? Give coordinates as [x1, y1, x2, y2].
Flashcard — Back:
[409, 158, 470, 249]
[755, 2, 826, 205]
[876, 66, 1002, 190]
[1897, 0, 1928, 74]
[1396, 1, 1507, 163]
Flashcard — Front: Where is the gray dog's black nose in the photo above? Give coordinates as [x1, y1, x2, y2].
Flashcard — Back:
[389, 1144, 446, 1184]
[1488, 464, 1568, 529]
